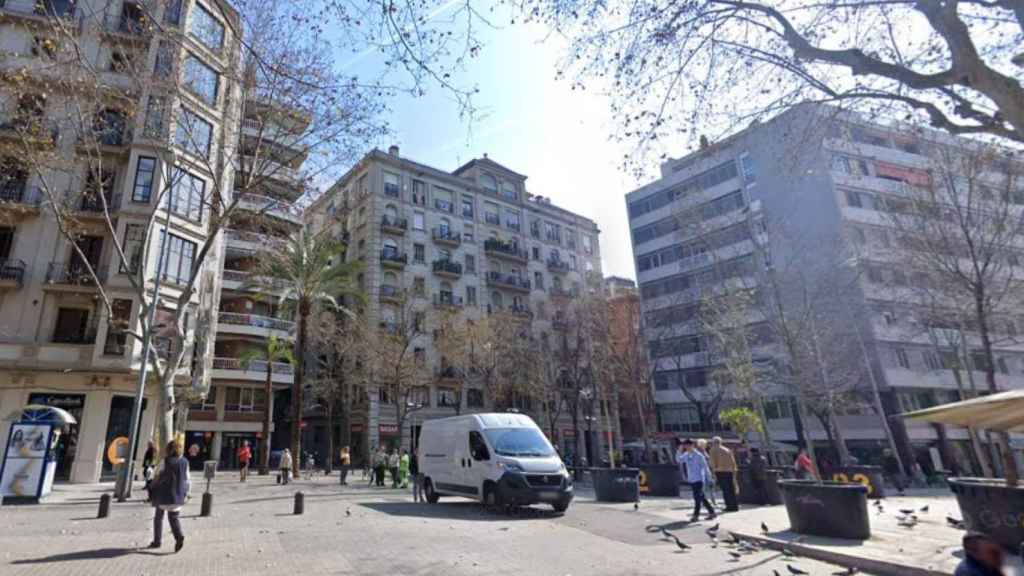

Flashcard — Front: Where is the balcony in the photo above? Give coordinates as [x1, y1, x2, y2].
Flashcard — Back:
[236, 193, 302, 224]
[217, 312, 295, 337]
[433, 293, 464, 309]
[221, 269, 289, 292]
[0, 259, 26, 289]
[484, 238, 527, 263]
[74, 190, 121, 217]
[380, 284, 402, 303]
[102, 11, 151, 40]
[44, 262, 106, 289]
[0, 118, 60, 147]
[432, 259, 462, 278]
[0, 0, 77, 20]
[225, 229, 287, 253]
[432, 228, 461, 247]
[549, 286, 576, 299]
[77, 123, 132, 153]
[486, 271, 531, 293]
[547, 258, 571, 274]
[380, 216, 408, 234]
[435, 365, 463, 382]
[380, 250, 408, 269]
[212, 357, 294, 385]
[488, 303, 532, 318]
[0, 183, 42, 216]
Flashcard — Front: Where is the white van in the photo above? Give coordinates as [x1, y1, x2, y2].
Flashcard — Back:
[418, 413, 573, 512]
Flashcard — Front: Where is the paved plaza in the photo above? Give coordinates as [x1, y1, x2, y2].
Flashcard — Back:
[0, 473, 1012, 576]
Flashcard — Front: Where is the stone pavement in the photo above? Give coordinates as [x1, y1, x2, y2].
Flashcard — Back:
[1, 472, 858, 576]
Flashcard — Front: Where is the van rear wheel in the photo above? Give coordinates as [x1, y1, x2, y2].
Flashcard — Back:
[424, 479, 440, 504]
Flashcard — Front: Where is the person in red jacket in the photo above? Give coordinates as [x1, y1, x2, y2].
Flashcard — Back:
[794, 448, 818, 480]
[237, 441, 252, 482]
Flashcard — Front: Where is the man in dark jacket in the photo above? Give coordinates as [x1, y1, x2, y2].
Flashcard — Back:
[955, 532, 1006, 576]
[149, 441, 190, 553]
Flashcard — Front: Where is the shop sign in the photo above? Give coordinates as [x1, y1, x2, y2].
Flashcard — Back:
[379, 424, 398, 435]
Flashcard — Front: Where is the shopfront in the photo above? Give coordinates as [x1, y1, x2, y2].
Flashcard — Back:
[26, 393, 84, 481]
[101, 396, 146, 478]
[220, 432, 261, 470]
[184, 431, 214, 471]
[379, 424, 399, 451]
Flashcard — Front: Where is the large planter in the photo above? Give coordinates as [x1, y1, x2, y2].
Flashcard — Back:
[592, 467, 640, 503]
[738, 466, 782, 505]
[830, 465, 886, 499]
[949, 477, 1024, 552]
[779, 480, 870, 540]
[638, 464, 679, 497]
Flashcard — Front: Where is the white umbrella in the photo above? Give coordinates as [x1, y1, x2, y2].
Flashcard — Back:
[901, 389, 1024, 432]
[3, 404, 78, 425]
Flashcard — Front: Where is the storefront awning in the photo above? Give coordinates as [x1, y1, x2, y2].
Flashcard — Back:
[901, 390, 1024, 432]
[4, 404, 78, 426]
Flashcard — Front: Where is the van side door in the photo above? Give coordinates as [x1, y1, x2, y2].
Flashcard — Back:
[461, 430, 490, 496]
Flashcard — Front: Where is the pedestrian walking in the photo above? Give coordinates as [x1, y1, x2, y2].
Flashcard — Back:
[696, 439, 716, 506]
[279, 448, 293, 485]
[148, 441, 190, 553]
[410, 448, 422, 502]
[339, 446, 351, 486]
[794, 448, 817, 480]
[709, 437, 739, 512]
[677, 438, 716, 522]
[399, 448, 410, 488]
[237, 440, 252, 482]
[388, 449, 400, 488]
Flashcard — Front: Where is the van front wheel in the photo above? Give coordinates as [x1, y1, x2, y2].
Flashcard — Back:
[424, 479, 440, 504]
[552, 500, 570, 513]
[483, 484, 503, 511]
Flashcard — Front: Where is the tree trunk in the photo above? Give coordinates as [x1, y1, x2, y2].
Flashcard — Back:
[158, 371, 175, 448]
[260, 363, 273, 475]
[292, 301, 308, 479]
[325, 400, 335, 475]
[635, 389, 653, 463]
[752, 396, 775, 455]
[794, 395, 817, 470]
[974, 291, 1019, 486]
[829, 410, 851, 466]
[956, 330, 994, 477]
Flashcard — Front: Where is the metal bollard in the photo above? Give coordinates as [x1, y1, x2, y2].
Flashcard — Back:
[97, 493, 111, 518]
[293, 491, 304, 515]
[201, 492, 213, 517]
[276, 473, 281, 485]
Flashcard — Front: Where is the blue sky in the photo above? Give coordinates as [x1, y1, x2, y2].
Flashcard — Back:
[349, 19, 654, 280]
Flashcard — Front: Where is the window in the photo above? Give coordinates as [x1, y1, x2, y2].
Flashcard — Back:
[530, 219, 540, 239]
[739, 152, 756, 184]
[481, 173, 498, 193]
[467, 388, 484, 408]
[175, 108, 212, 159]
[544, 221, 561, 244]
[103, 299, 133, 355]
[183, 55, 219, 106]
[143, 96, 165, 138]
[851, 227, 866, 245]
[462, 195, 474, 218]
[384, 172, 400, 197]
[484, 202, 499, 225]
[121, 224, 146, 274]
[226, 387, 264, 412]
[413, 277, 425, 297]
[154, 41, 175, 78]
[189, 3, 225, 52]
[158, 232, 197, 285]
[534, 271, 544, 290]
[923, 350, 942, 370]
[466, 286, 476, 306]
[169, 168, 205, 222]
[463, 227, 474, 243]
[465, 254, 476, 274]
[413, 347, 426, 366]
[894, 347, 910, 369]
[866, 266, 883, 284]
[469, 431, 490, 460]
[413, 212, 425, 231]
[53, 308, 91, 344]
[164, 0, 183, 24]
[131, 157, 156, 203]
[569, 254, 577, 271]
[379, 387, 393, 404]
[501, 182, 517, 201]
[412, 180, 426, 205]
[413, 243, 425, 263]
[505, 209, 520, 231]
[998, 357, 1009, 375]
[439, 388, 460, 409]
[845, 189, 863, 208]
[0, 227, 13, 260]
[434, 188, 453, 213]
[582, 234, 593, 255]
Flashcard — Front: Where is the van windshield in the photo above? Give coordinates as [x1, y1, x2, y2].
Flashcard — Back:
[483, 428, 555, 458]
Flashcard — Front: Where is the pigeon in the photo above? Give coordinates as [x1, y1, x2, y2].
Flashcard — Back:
[706, 523, 720, 535]
[761, 521, 769, 534]
[660, 527, 673, 541]
[634, 502, 639, 511]
[899, 508, 914, 516]
[728, 550, 742, 561]
[672, 536, 690, 551]
[919, 505, 929, 513]
[345, 508, 351, 517]
[947, 516, 965, 529]
[782, 547, 796, 558]
[787, 564, 809, 575]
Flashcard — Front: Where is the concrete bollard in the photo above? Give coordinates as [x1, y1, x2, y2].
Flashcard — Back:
[201, 492, 213, 517]
[293, 491, 304, 515]
[97, 493, 111, 518]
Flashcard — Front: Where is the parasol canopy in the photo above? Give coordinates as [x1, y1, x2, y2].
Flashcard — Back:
[3, 404, 78, 426]
[901, 390, 1024, 432]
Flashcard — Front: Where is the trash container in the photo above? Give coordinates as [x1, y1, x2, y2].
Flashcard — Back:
[832, 465, 886, 499]
[949, 477, 1024, 552]
[779, 480, 870, 540]
[638, 464, 679, 497]
[591, 467, 640, 502]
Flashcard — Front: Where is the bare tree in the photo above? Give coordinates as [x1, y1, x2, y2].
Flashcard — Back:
[523, 0, 1024, 171]
[883, 142, 1024, 484]
[605, 291, 656, 462]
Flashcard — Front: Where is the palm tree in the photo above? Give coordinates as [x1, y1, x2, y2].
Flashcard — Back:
[248, 227, 361, 477]
[239, 336, 294, 475]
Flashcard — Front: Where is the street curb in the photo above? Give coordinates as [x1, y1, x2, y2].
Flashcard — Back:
[730, 531, 950, 576]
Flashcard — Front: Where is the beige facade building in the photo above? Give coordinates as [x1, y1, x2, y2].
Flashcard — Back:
[307, 147, 610, 464]
[0, 0, 241, 482]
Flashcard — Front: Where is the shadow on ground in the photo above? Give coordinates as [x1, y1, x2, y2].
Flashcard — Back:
[362, 501, 561, 521]
[11, 547, 139, 564]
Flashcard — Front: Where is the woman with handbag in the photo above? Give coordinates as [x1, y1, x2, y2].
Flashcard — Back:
[148, 441, 190, 553]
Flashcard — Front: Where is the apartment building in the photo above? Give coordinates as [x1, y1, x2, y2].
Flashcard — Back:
[182, 96, 308, 469]
[626, 104, 1024, 474]
[0, 0, 241, 482]
[307, 147, 608, 465]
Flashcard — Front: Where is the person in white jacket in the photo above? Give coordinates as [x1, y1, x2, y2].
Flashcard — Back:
[279, 448, 293, 484]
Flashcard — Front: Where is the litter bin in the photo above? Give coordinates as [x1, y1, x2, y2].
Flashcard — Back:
[779, 480, 870, 540]
[591, 467, 640, 502]
[638, 464, 679, 497]
[739, 466, 783, 505]
[949, 477, 1024, 552]
[832, 465, 886, 499]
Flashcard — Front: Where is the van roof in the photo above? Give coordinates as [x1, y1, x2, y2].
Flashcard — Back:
[423, 412, 539, 429]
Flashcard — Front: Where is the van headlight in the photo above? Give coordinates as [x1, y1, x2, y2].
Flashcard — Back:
[498, 461, 524, 472]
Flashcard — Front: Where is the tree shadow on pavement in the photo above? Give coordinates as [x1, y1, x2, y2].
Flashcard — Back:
[11, 547, 139, 564]
[362, 501, 561, 522]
